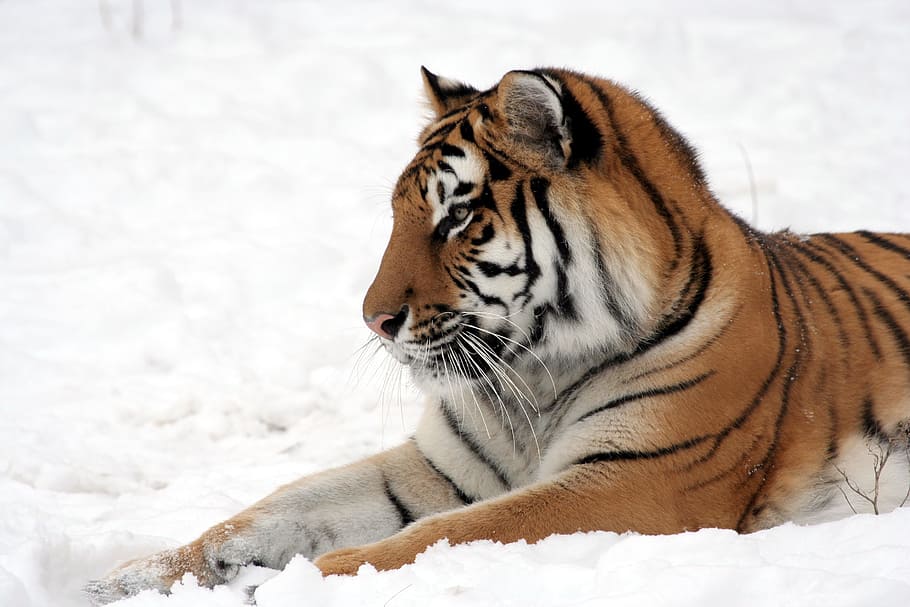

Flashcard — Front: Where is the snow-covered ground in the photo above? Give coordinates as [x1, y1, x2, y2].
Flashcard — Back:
[1, 1, 909, 605]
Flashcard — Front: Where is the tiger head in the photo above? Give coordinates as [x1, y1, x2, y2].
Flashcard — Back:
[363, 68, 695, 396]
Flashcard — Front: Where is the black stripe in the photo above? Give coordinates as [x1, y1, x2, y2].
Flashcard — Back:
[462, 276, 508, 309]
[383, 477, 415, 527]
[579, 76, 683, 272]
[790, 239, 881, 358]
[768, 244, 810, 352]
[862, 286, 910, 371]
[445, 266, 468, 291]
[528, 304, 548, 345]
[421, 121, 459, 146]
[775, 240, 850, 349]
[575, 371, 714, 424]
[553, 262, 578, 320]
[396, 163, 423, 187]
[826, 437, 839, 461]
[590, 230, 639, 337]
[484, 150, 512, 181]
[476, 260, 523, 277]
[685, 436, 761, 492]
[483, 139, 520, 174]
[570, 235, 711, 379]
[440, 403, 511, 489]
[471, 223, 495, 246]
[510, 183, 541, 299]
[545, 242, 714, 438]
[474, 182, 499, 214]
[819, 234, 910, 313]
[626, 305, 738, 385]
[422, 69, 477, 109]
[574, 435, 710, 466]
[530, 177, 571, 264]
[689, 237, 789, 468]
[736, 246, 806, 529]
[413, 440, 476, 505]
[856, 231, 910, 260]
[532, 229, 712, 427]
[454, 181, 473, 197]
[861, 396, 888, 442]
[737, 356, 799, 530]
[816, 233, 910, 366]
[730, 213, 761, 245]
[640, 236, 712, 350]
[441, 143, 465, 158]
[459, 120, 476, 144]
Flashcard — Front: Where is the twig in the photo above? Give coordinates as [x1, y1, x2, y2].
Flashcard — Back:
[737, 142, 759, 227]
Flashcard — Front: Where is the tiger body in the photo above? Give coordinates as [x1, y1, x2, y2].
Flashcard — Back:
[87, 68, 910, 603]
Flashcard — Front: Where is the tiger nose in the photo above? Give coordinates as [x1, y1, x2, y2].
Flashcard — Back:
[364, 305, 409, 340]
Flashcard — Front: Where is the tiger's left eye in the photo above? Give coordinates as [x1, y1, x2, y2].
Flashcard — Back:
[451, 206, 470, 222]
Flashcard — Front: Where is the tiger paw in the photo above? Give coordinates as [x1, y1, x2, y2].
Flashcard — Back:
[84, 550, 185, 605]
[84, 543, 225, 605]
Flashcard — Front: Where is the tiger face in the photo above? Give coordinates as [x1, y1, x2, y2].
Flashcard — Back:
[363, 69, 658, 395]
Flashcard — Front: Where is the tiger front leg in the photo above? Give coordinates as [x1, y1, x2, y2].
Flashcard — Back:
[85, 441, 463, 604]
[313, 461, 727, 576]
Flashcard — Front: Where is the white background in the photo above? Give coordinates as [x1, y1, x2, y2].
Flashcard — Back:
[1, 1, 908, 605]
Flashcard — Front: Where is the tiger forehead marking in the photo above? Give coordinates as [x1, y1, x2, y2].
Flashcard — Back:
[423, 145, 485, 230]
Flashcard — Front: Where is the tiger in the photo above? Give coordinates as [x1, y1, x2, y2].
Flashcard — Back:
[86, 67, 910, 603]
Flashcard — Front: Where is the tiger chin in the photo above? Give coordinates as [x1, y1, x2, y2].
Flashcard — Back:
[86, 67, 910, 603]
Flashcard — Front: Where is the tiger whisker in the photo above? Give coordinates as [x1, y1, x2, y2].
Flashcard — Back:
[347, 337, 384, 389]
[352, 334, 382, 357]
[460, 329, 541, 415]
[460, 321, 558, 399]
[446, 343, 470, 421]
[465, 334, 540, 417]
[396, 358, 407, 433]
[378, 354, 398, 447]
[449, 341, 491, 439]
[439, 346, 458, 417]
[460, 332, 539, 460]
[457, 334, 515, 436]
[457, 333, 516, 444]
[461, 310, 534, 348]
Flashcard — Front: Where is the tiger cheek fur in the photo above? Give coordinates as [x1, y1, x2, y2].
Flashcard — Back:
[87, 67, 910, 604]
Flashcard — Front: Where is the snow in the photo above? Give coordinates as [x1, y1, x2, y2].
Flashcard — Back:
[0, 0, 908, 606]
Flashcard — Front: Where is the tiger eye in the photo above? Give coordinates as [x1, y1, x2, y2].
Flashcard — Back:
[452, 206, 470, 222]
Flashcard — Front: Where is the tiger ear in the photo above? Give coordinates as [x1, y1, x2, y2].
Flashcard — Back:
[421, 66, 479, 118]
[495, 70, 571, 168]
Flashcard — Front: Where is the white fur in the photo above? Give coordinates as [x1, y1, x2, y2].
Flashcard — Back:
[793, 434, 910, 525]
[429, 149, 485, 235]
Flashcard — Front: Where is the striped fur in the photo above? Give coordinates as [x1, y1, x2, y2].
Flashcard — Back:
[87, 68, 910, 603]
